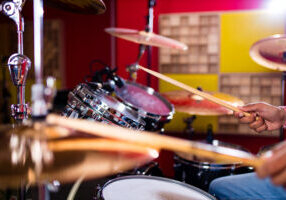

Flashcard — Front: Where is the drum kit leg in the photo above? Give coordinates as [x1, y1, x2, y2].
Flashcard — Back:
[0, 0, 272, 199]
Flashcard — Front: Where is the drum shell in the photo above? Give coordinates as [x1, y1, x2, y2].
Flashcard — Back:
[174, 141, 254, 191]
[114, 81, 174, 131]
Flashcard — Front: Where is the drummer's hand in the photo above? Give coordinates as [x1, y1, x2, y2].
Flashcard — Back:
[234, 102, 286, 132]
[256, 141, 286, 186]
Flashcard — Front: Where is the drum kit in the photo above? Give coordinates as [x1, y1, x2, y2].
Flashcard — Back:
[0, 0, 285, 199]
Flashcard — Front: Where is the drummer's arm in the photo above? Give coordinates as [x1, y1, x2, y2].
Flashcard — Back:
[234, 102, 286, 186]
[256, 141, 286, 186]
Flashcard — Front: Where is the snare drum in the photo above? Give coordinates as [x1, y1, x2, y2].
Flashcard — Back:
[114, 81, 174, 131]
[96, 175, 216, 200]
[63, 83, 145, 130]
[174, 140, 254, 191]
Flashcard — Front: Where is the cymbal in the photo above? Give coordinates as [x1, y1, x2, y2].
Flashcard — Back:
[0, 125, 156, 188]
[161, 90, 244, 116]
[105, 28, 188, 50]
[250, 34, 286, 71]
[47, 114, 264, 168]
[0, 151, 154, 189]
[45, 0, 106, 14]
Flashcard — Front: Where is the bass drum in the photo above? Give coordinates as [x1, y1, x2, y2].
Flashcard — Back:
[96, 175, 216, 200]
[62, 83, 146, 130]
[174, 140, 254, 191]
[114, 81, 174, 131]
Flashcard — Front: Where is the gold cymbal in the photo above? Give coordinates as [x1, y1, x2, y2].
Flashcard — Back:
[47, 114, 264, 169]
[105, 27, 188, 50]
[45, 0, 106, 14]
[161, 90, 244, 116]
[0, 125, 157, 188]
[0, 150, 154, 189]
[250, 34, 286, 71]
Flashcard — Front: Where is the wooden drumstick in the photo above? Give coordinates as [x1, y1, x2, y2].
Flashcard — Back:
[46, 114, 264, 168]
[137, 65, 251, 117]
[48, 138, 158, 155]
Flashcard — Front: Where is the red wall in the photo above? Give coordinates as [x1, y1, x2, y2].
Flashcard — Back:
[45, 3, 112, 89]
[16, 1, 112, 89]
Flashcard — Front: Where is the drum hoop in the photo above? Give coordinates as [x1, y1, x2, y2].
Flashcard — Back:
[73, 84, 146, 129]
[174, 154, 242, 169]
[80, 84, 143, 120]
[66, 91, 140, 128]
[100, 175, 216, 200]
[115, 81, 174, 119]
[67, 92, 116, 124]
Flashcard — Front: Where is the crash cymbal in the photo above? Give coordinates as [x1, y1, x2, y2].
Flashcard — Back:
[105, 28, 188, 50]
[0, 125, 157, 188]
[250, 34, 286, 71]
[45, 0, 106, 14]
[161, 90, 244, 116]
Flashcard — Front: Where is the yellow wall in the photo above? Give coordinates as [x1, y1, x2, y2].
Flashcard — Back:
[220, 10, 285, 73]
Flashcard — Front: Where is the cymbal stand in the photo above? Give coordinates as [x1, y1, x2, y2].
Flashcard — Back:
[145, 0, 156, 86]
[126, 44, 145, 81]
[1, 0, 31, 122]
[32, 0, 47, 119]
[126, 0, 156, 83]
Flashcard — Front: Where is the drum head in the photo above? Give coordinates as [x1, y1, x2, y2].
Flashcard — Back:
[101, 175, 216, 200]
[115, 82, 173, 117]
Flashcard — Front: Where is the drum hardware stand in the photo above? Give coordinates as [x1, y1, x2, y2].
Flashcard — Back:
[2, 0, 59, 199]
[32, 0, 60, 198]
[32, 0, 48, 120]
[126, 0, 156, 84]
[126, 44, 145, 82]
[184, 116, 196, 140]
[145, 0, 156, 87]
[1, 0, 31, 122]
[206, 124, 214, 144]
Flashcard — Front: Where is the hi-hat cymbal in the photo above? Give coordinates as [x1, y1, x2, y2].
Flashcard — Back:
[46, 114, 264, 168]
[0, 150, 154, 188]
[161, 90, 244, 116]
[0, 125, 156, 188]
[250, 34, 286, 71]
[105, 27, 188, 50]
[45, 0, 106, 14]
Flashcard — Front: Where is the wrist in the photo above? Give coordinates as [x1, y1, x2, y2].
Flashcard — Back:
[278, 106, 286, 128]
